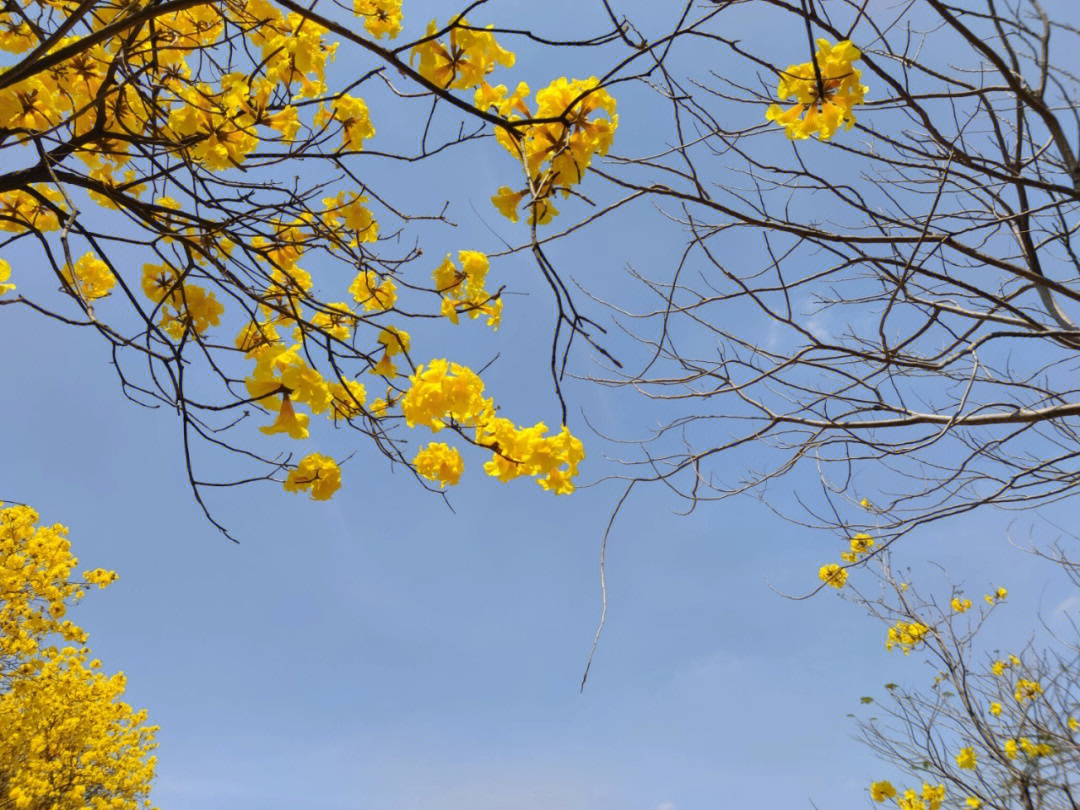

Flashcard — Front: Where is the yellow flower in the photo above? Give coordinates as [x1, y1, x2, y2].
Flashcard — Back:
[991, 660, 1007, 676]
[283, 453, 341, 499]
[331, 94, 375, 150]
[413, 442, 465, 488]
[955, 747, 976, 769]
[951, 597, 972, 614]
[377, 325, 410, 356]
[353, 0, 401, 39]
[432, 251, 500, 330]
[870, 781, 897, 802]
[922, 783, 946, 810]
[62, 252, 115, 301]
[1068, 716, 1079, 731]
[328, 380, 366, 422]
[259, 395, 310, 439]
[1014, 679, 1042, 702]
[1018, 737, 1052, 757]
[886, 621, 929, 654]
[818, 563, 847, 589]
[989, 702, 1002, 716]
[491, 186, 524, 222]
[965, 798, 981, 809]
[1004, 739, 1018, 759]
[82, 568, 119, 589]
[349, 270, 396, 311]
[765, 38, 867, 140]
[0, 257, 13, 295]
[849, 532, 874, 555]
[411, 19, 514, 91]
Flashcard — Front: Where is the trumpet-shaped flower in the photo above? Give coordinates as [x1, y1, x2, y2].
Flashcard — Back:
[765, 38, 867, 140]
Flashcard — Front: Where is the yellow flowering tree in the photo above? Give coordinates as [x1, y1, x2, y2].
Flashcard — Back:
[0, 503, 158, 809]
[0, 0, 650, 537]
[838, 550, 1080, 810]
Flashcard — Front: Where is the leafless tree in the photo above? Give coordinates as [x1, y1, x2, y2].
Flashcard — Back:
[585, 0, 1080, 554]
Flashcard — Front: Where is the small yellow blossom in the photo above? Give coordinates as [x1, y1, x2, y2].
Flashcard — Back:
[951, 597, 972, 614]
[989, 702, 1002, 716]
[955, 747, 976, 769]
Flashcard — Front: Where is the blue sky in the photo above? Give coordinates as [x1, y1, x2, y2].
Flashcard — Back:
[2, 1, 1079, 808]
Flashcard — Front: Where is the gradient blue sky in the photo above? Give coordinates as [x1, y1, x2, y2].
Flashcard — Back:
[2, 2, 1078, 809]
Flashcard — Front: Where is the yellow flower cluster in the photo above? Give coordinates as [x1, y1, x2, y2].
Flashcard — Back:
[141, 262, 225, 340]
[283, 453, 342, 500]
[819, 531, 878, 588]
[401, 359, 584, 493]
[353, 0, 402, 39]
[0, 3, 338, 182]
[951, 596, 972, 613]
[886, 620, 929, 654]
[433, 250, 501, 329]
[818, 563, 847, 589]
[414, 442, 465, 488]
[0, 258, 14, 296]
[871, 781, 897, 802]
[245, 343, 331, 438]
[991, 654, 1021, 676]
[315, 95, 376, 151]
[0, 504, 158, 810]
[984, 586, 1008, 603]
[896, 784, 945, 810]
[841, 531, 874, 563]
[871, 782, 946, 810]
[1014, 678, 1042, 702]
[349, 269, 397, 312]
[258, 10, 338, 99]
[411, 20, 515, 90]
[1004, 737, 1053, 759]
[766, 38, 867, 140]
[955, 746, 977, 769]
[487, 77, 618, 225]
[0, 186, 65, 234]
[371, 326, 410, 378]
[322, 192, 379, 246]
[62, 253, 116, 302]
[1, 503, 90, 657]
